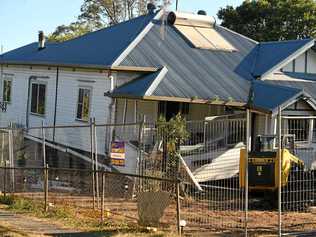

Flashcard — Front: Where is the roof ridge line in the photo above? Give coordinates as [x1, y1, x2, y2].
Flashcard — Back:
[111, 10, 163, 67]
[216, 25, 258, 44]
[250, 44, 260, 78]
[145, 66, 168, 96]
[261, 80, 301, 92]
[58, 14, 153, 44]
[259, 38, 313, 45]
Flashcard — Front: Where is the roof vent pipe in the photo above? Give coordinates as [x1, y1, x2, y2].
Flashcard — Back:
[147, 3, 156, 14]
[197, 10, 207, 16]
[38, 31, 45, 50]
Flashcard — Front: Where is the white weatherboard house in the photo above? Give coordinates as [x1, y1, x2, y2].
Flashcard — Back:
[2, 6, 316, 175]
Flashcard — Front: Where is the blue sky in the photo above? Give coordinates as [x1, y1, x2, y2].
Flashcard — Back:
[0, 0, 243, 53]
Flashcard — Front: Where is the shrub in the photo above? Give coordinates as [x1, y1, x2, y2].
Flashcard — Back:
[0, 195, 14, 205]
[9, 198, 35, 212]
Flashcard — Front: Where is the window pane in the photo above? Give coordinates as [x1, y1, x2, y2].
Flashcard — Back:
[78, 89, 84, 104]
[6, 81, 11, 102]
[77, 103, 83, 119]
[3, 81, 7, 102]
[82, 89, 90, 121]
[288, 119, 309, 142]
[31, 84, 38, 113]
[38, 84, 46, 115]
[3, 80, 11, 103]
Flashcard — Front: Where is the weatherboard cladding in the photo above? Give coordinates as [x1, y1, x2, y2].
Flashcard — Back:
[120, 21, 257, 103]
[0, 13, 157, 67]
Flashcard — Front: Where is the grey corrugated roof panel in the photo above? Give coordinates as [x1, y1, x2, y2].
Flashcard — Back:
[120, 22, 257, 103]
[109, 68, 165, 97]
[0, 13, 157, 67]
[251, 80, 302, 112]
[192, 144, 243, 182]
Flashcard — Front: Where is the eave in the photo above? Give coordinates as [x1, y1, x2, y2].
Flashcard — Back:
[107, 92, 247, 107]
[0, 61, 158, 72]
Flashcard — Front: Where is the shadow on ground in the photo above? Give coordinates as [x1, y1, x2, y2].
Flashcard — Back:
[50, 232, 114, 237]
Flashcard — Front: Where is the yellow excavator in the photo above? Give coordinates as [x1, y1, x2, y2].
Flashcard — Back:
[240, 135, 303, 191]
[239, 135, 312, 208]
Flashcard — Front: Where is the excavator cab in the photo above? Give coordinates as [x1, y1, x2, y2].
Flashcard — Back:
[240, 135, 304, 191]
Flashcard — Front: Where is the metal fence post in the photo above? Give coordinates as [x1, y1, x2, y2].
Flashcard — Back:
[42, 121, 47, 167]
[245, 109, 250, 237]
[137, 117, 145, 177]
[3, 165, 6, 197]
[93, 117, 100, 209]
[176, 178, 181, 236]
[44, 164, 49, 212]
[101, 169, 105, 222]
[136, 117, 145, 193]
[8, 123, 15, 193]
[90, 118, 96, 210]
[278, 107, 282, 237]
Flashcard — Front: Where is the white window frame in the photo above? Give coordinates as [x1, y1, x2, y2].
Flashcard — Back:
[2, 78, 12, 104]
[76, 87, 92, 122]
[30, 81, 47, 116]
[283, 117, 316, 145]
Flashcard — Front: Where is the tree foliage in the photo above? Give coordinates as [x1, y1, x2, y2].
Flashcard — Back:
[48, 22, 93, 42]
[48, 0, 165, 42]
[158, 113, 189, 179]
[217, 0, 316, 42]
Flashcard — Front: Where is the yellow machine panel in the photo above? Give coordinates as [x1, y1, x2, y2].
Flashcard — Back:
[240, 148, 303, 191]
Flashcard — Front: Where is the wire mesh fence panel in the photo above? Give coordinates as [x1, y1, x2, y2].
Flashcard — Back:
[102, 172, 177, 231]
[179, 117, 246, 233]
[280, 117, 316, 234]
[0, 167, 45, 201]
[41, 126, 93, 169]
[98, 123, 142, 175]
[0, 118, 251, 234]
[47, 168, 94, 209]
[0, 130, 9, 193]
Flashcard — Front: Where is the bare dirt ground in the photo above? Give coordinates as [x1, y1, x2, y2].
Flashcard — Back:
[10, 192, 316, 237]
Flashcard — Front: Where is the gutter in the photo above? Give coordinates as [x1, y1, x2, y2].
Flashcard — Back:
[0, 61, 158, 73]
[105, 92, 247, 107]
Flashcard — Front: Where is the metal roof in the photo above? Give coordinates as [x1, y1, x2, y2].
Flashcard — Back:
[236, 39, 315, 81]
[120, 22, 257, 103]
[0, 13, 157, 68]
[250, 80, 302, 113]
[265, 79, 316, 101]
[2, 9, 316, 113]
[252, 39, 314, 78]
[110, 67, 167, 98]
[192, 144, 243, 182]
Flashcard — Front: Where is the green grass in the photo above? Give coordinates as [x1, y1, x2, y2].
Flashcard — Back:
[0, 195, 15, 205]
[0, 195, 177, 236]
